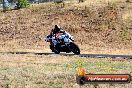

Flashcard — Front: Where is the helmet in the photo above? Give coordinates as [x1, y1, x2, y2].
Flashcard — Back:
[55, 25, 60, 29]
[53, 25, 61, 34]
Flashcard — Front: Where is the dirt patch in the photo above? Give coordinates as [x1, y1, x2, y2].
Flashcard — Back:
[0, 2, 131, 54]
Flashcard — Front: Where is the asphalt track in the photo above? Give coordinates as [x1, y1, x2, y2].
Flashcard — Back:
[0, 51, 132, 59]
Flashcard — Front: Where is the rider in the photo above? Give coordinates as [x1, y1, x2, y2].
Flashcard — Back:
[50, 25, 73, 47]
[50, 25, 62, 38]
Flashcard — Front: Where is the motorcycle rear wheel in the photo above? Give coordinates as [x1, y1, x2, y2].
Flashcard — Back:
[53, 45, 60, 54]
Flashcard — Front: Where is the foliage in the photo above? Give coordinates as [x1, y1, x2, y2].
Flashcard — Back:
[54, 0, 63, 4]
[16, 0, 30, 9]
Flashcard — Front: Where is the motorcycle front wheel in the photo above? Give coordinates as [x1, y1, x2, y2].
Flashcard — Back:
[69, 42, 80, 55]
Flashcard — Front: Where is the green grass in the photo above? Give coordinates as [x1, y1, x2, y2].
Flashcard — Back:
[0, 54, 131, 88]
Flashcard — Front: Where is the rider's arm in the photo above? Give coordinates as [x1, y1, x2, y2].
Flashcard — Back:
[65, 32, 71, 37]
[65, 31, 74, 40]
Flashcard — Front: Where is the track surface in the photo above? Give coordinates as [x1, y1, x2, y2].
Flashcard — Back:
[0, 51, 132, 59]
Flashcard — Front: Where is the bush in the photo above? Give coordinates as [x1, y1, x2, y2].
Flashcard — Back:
[54, 0, 65, 8]
[16, 0, 30, 9]
[54, 0, 63, 4]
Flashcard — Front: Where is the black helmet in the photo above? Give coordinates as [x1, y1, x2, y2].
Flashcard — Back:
[53, 25, 61, 34]
[55, 25, 60, 29]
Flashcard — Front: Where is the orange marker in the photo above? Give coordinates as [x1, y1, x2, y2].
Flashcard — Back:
[77, 66, 86, 76]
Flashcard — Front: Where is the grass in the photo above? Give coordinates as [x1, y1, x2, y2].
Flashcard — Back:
[0, 54, 131, 88]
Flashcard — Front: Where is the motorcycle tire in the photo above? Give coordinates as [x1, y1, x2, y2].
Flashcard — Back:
[53, 45, 60, 54]
[70, 42, 80, 55]
[50, 45, 54, 52]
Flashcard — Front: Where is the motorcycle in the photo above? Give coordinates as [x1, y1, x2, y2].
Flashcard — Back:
[45, 32, 80, 55]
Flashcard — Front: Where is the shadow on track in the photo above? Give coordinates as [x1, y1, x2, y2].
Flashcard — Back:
[79, 54, 132, 59]
[60, 53, 132, 59]
[0, 51, 54, 55]
[0, 52, 131, 59]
